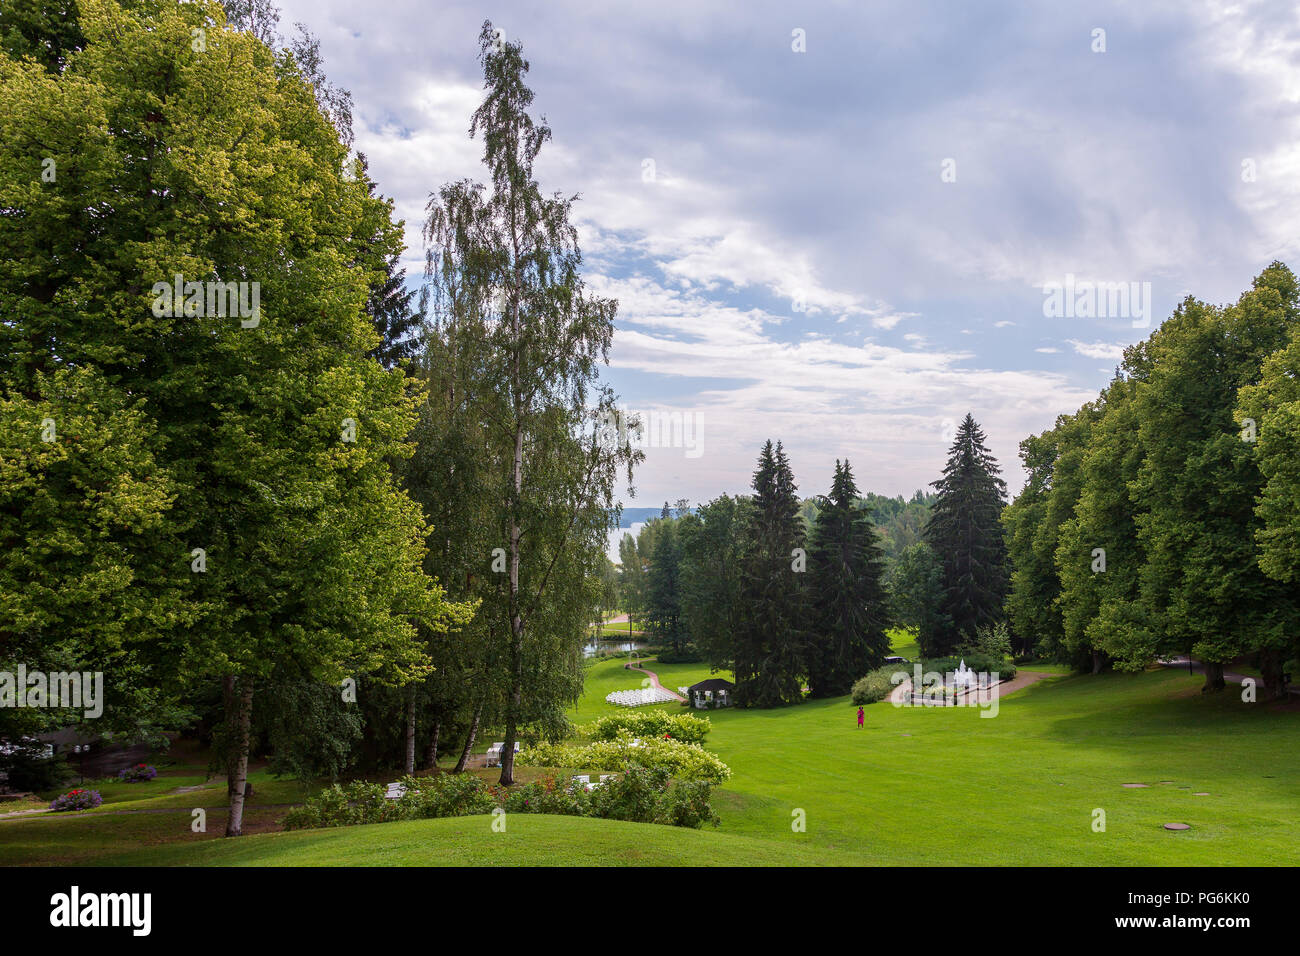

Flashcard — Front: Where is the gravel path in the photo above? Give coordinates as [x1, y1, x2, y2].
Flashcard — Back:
[626, 663, 686, 702]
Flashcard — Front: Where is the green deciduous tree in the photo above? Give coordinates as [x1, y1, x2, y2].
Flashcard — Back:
[886, 542, 948, 656]
[421, 22, 638, 785]
[0, 0, 472, 835]
[679, 495, 747, 674]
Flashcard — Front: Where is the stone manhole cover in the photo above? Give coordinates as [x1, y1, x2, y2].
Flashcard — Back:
[1163, 822, 1191, 831]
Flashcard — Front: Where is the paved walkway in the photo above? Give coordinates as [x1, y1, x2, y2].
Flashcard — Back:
[626, 663, 686, 702]
[0, 802, 297, 821]
[1158, 657, 1298, 696]
[888, 669, 1052, 705]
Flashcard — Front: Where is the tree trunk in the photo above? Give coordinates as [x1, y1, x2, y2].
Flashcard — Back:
[1091, 649, 1102, 675]
[1260, 649, 1285, 700]
[403, 686, 416, 775]
[222, 674, 238, 798]
[500, 413, 525, 787]
[454, 700, 483, 773]
[224, 678, 254, 837]
[425, 720, 440, 769]
[1201, 660, 1225, 693]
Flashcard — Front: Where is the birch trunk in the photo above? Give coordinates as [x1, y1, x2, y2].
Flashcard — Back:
[425, 720, 440, 769]
[404, 686, 417, 775]
[224, 679, 254, 837]
[454, 700, 483, 773]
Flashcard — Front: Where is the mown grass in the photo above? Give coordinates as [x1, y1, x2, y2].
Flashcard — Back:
[888, 627, 920, 661]
[86, 814, 861, 867]
[4, 655, 1297, 866]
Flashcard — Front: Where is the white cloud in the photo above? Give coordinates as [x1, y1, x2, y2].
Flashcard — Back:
[272, 0, 1300, 500]
[1066, 339, 1126, 360]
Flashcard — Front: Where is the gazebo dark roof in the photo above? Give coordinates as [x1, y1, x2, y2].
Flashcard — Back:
[687, 678, 734, 693]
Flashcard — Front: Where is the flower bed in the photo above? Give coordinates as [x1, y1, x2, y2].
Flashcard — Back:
[49, 789, 103, 812]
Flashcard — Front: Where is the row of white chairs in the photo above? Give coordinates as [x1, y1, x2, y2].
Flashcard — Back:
[605, 687, 678, 707]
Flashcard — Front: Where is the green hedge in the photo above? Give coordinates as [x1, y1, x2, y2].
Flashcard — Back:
[851, 665, 907, 705]
[520, 731, 731, 783]
[585, 711, 711, 744]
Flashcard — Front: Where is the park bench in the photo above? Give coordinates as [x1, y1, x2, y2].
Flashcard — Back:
[485, 741, 520, 767]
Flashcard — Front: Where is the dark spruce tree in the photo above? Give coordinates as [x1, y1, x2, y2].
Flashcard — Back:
[645, 516, 686, 654]
[924, 414, 1009, 655]
[806, 460, 889, 697]
[358, 157, 423, 369]
[366, 253, 423, 369]
[735, 440, 807, 707]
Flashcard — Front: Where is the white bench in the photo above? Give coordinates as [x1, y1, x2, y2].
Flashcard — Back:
[485, 741, 520, 767]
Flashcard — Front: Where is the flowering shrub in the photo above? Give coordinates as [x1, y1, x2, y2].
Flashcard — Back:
[49, 789, 103, 812]
[117, 763, 157, 783]
[655, 777, 720, 829]
[394, 773, 496, 820]
[282, 781, 396, 829]
[586, 711, 711, 744]
[520, 730, 731, 783]
[851, 665, 904, 705]
[282, 770, 719, 831]
[588, 765, 664, 823]
[587, 767, 720, 828]
[492, 775, 590, 817]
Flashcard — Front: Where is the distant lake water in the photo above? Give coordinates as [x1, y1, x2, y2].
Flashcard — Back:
[606, 520, 645, 563]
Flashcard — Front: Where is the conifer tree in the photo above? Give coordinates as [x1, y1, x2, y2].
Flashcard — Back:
[645, 517, 685, 654]
[924, 414, 1008, 654]
[735, 441, 806, 706]
[806, 460, 889, 696]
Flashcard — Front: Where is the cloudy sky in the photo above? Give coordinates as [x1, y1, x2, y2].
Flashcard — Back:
[278, 0, 1300, 505]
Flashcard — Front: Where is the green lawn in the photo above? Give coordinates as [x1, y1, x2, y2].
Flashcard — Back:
[888, 627, 920, 661]
[85, 814, 861, 867]
[568, 657, 725, 721]
[5, 659, 1297, 866]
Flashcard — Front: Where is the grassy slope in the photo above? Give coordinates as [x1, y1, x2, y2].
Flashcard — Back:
[85, 814, 860, 867]
[699, 667, 1299, 865]
[4, 658, 1297, 866]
